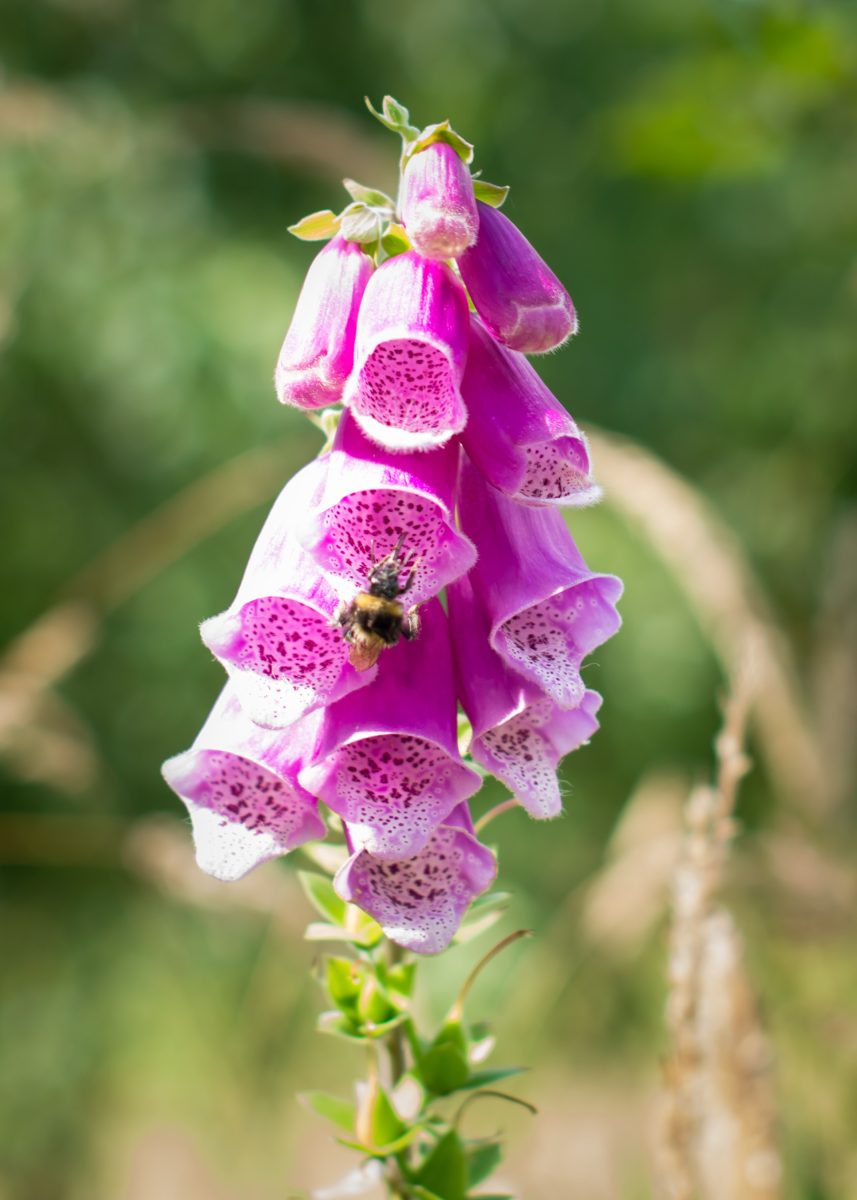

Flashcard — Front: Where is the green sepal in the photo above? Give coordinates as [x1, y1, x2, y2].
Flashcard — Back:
[357, 976, 395, 1026]
[365, 95, 420, 143]
[306, 911, 383, 948]
[288, 208, 342, 241]
[298, 871, 347, 926]
[343, 178, 396, 209]
[316, 1011, 366, 1043]
[381, 223, 411, 258]
[453, 892, 512, 944]
[325, 955, 363, 1013]
[304, 921, 372, 945]
[472, 179, 510, 207]
[411, 1130, 469, 1200]
[386, 960, 417, 1004]
[337, 1124, 422, 1158]
[340, 202, 386, 245]
[466, 1139, 503, 1187]
[300, 1090, 356, 1133]
[409, 120, 475, 165]
[408, 1189, 444, 1200]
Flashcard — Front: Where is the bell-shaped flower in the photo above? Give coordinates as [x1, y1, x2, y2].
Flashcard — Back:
[274, 235, 373, 409]
[460, 316, 599, 507]
[297, 409, 475, 606]
[458, 201, 576, 354]
[458, 457, 622, 709]
[334, 803, 496, 955]
[299, 600, 482, 860]
[200, 459, 376, 729]
[449, 571, 602, 819]
[161, 686, 325, 882]
[344, 251, 469, 451]
[400, 142, 479, 260]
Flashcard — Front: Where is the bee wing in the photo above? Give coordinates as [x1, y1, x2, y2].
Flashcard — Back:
[348, 638, 384, 672]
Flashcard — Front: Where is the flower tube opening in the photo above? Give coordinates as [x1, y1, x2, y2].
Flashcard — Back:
[162, 688, 325, 882]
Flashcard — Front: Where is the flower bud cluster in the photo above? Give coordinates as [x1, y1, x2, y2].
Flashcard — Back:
[163, 102, 622, 955]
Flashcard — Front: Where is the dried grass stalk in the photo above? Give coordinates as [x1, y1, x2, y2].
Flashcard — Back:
[658, 685, 781, 1200]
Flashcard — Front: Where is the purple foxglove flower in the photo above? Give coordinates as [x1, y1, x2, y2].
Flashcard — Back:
[334, 803, 496, 955]
[200, 459, 376, 728]
[299, 600, 481, 860]
[344, 251, 469, 451]
[400, 141, 479, 260]
[449, 571, 602, 819]
[458, 456, 622, 709]
[297, 409, 475, 605]
[458, 201, 577, 354]
[274, 234, 373, 409]
[161, 686, 325, 882]
[460, 316, 599, 507]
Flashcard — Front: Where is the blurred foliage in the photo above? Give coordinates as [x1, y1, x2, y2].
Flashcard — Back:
[1, 0, 856, 1197]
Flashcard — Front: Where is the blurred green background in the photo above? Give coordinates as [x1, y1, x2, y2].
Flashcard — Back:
[2, 1, 856, 1197]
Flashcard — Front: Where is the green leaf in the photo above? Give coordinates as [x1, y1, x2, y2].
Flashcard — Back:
[287, 208, 341, 240]
[343, 178, 395, 209]
[466, 1139, 503, 1187]
[337, 1124, 423, 1157]
[472, 180, 510, 208]
[413, 1130, 469, 1200]
[459, 1066, 527, 1091]
[409, 1189, 444, 1200]
[386, 960, 416, 1003]
[340, 203, 385, 245]
[299, 871, 347, 925]
[300, 1090, 356, 1133]
[419, 1041, 470, 1096]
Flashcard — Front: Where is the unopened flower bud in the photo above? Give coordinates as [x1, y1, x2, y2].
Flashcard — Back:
[458, 201, 577, 354]
[275, 235, 373, 409]
[400, 141, 478, 260]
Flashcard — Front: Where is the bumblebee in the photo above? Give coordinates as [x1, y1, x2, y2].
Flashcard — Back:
[333, 535, 421, 671]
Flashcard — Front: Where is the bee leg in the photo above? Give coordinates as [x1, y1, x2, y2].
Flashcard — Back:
[402, 604, 421, 641]
[400, 569, 416, 594]
[331, 601, 348, 628]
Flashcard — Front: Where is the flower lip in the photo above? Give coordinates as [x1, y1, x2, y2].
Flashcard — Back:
[345, 252, 470, 451]
[299, 599, 482, 860]
[161, 686, 325, 882]
[296, 409, 476, 607]
[334, 804, 497, 955]
[449, 570, 602, 820]
[274, 234, 374, 409]
[458, 455, 622, 710]
[199, 458, 376, 729]
[460, 316, 600, 508]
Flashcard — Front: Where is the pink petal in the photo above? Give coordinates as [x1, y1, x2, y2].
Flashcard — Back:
[161, 687, 325, 881]
[200, 459, 376, 728]
[345, 252, 469, 451]
[461, 317, 600, 507]
[297, 410, 475, 606]
[300, 601, 481, 859]
[275, 235, 374, 409]
[458, 202, 576, 354]
[400, 142, 478, 260]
